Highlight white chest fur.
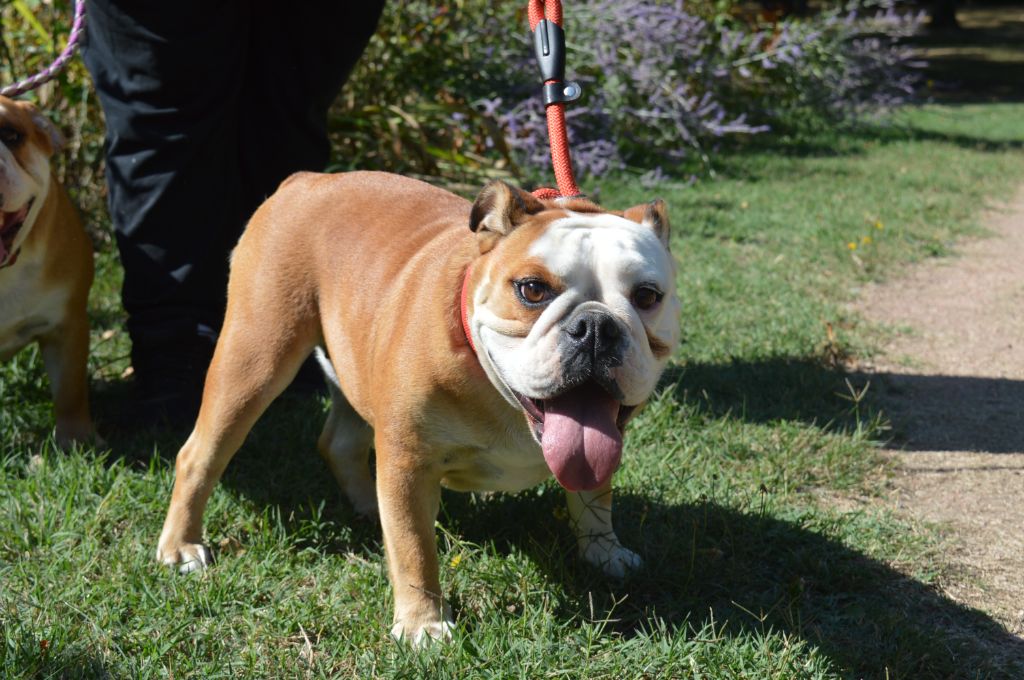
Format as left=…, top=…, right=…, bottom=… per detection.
left=440, top=425, right=551, bottom=493
left=0, top=254, right=68, bottom=359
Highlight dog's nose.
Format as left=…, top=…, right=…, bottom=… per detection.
left=564, top=310, right=624, bottom=367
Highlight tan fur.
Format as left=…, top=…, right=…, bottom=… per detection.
left=646, top=328, right=672, bottom=359
left=0, top=97, right=94, bottom=445
left=156, top=171, right=670, bottom=644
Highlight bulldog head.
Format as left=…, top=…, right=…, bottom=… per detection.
left=465, top=181, right=681, bottom=492
left=0, top=96, right=61, bottom=266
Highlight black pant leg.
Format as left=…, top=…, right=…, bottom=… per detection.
left=82, top=1, right=250, bottom=340
left=85, top=1, right=384, bottom=342
left=239, top=0, right=386, bottom=209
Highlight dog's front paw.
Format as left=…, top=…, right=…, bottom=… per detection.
left=581, top=536, right=643, bottom=579
left=390, top=618, right=454, bottom=647
left=156, top=541, right=213, bottom=575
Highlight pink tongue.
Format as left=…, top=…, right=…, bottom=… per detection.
left=0, top=207, right=27, bottom=261
left=541, top=384, right=623, bottom=491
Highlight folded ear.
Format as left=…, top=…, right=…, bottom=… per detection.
left=623, top=199, right=670, bottom=248
left=469, top=180, right=545, bottom=236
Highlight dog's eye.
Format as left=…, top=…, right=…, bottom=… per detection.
left=515, top=279, right=553, bottom=306
left=0, top=126, right=23, bottom=147
left=632, top=285, right=663, bottom=311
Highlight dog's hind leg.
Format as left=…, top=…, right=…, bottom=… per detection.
left=316, top=357, right=376, bottom=516
left=156, top=312, right=318, bottom=573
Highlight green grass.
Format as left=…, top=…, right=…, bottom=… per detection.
left=3, top=103, right=1024, bottom=678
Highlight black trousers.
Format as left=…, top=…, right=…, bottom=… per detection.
left=83, top=1, right=384, bottom=346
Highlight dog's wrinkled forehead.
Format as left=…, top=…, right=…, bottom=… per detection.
left=467, top=181, right=673, bottom=294
left=528, top=212, right=672, bottom=288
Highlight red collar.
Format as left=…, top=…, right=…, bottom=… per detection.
left=460, top=263, right=476, bottom=353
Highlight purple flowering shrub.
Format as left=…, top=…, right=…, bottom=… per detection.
left=499, top=1, right=770, bottom=177
left=499, top=0, right=926, bottom=177
left=333, top=0, right=925, bottom=183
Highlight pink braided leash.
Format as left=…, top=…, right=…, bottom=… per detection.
left=1, top=0, right=87, bottom=98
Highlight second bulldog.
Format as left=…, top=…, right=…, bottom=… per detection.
left=156, top=171, right=681, bottom=644
left=0, top=96, right=94, bottom=446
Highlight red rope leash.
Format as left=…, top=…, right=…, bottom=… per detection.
left=461, top=1, right=585, bottom=352
left=527, top=0, right=581, bottom=199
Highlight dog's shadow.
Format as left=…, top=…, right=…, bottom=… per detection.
left=184, top=396, right=1024, bottom=677
left=441, top=488, right=1024, bottom=678
left=92, top=386, right=387, bottom=555
left=91, top=365, right=1024, bottom=677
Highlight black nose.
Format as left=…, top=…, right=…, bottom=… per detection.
left=564, top=310, right=624, bottom=367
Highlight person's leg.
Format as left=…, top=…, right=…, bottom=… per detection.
left=84, top=0, right=385, bottom=419
left=239, top=0, right=386, bottom=209
left=83, top=1, right=251, bottom=419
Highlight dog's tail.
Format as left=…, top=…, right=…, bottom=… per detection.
left=313, top=346, right=343, bottom=392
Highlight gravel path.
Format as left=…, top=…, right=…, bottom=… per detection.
left=853, top=188, right=1024, bottom=636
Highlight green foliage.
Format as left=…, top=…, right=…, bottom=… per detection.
left=0, top=1, right=927, bottom=201
left=330, top=1, right=524, bottom=187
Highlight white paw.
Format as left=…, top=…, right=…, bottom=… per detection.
left=390, top=618, right=454, bottom=647
left=156, top=541, right=213, bottom=575
left=581, top=539, right=643, bottom=579
left=345, top=484, right=379, bottom=518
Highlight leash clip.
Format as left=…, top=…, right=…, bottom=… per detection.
left=542, top=81, right=582, bottom=106
left=533, top=19, right=582, bottom=107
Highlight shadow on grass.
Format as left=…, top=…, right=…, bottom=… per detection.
left=85, top=357, right=1024, bottom=676
left=0, top=627, right=111, bottom=680
left=442, top=488, right=1024, bottom=678
left=849, top=370, right=1024, bottom=454
left=907, top=2, right=1024, bottom=105
left=91, top=383, right=383, bottom=556
left=661, top=359, right=1024, bottom=454
left=661, top=359, right=865, bottom=429
left=708, top=123, right=1024, bottom=182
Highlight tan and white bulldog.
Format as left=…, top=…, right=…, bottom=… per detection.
left=156, top=171, right=681, bottom=644
left=0, top=96, right=94, bottom=446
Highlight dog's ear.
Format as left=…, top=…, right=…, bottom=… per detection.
left=623, top=199, right=670, bottom=248
left=469, top=180, right=545, bottom=237
left=17, top=102, right=64, bottom=156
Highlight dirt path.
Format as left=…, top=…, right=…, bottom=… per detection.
left=852, top=188, right=1024, bottom=636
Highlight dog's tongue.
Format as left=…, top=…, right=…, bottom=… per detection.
left=541, top=384, right=623, bottom=491
left=0, top=207, right=28, bottom=262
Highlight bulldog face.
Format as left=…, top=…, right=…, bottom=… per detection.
left=0, top=96, right=60, bottom=266
left=466, top=182, right=681, bottom=492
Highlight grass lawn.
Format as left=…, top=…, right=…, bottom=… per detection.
left=2, top=102, right=1024, bottom=678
